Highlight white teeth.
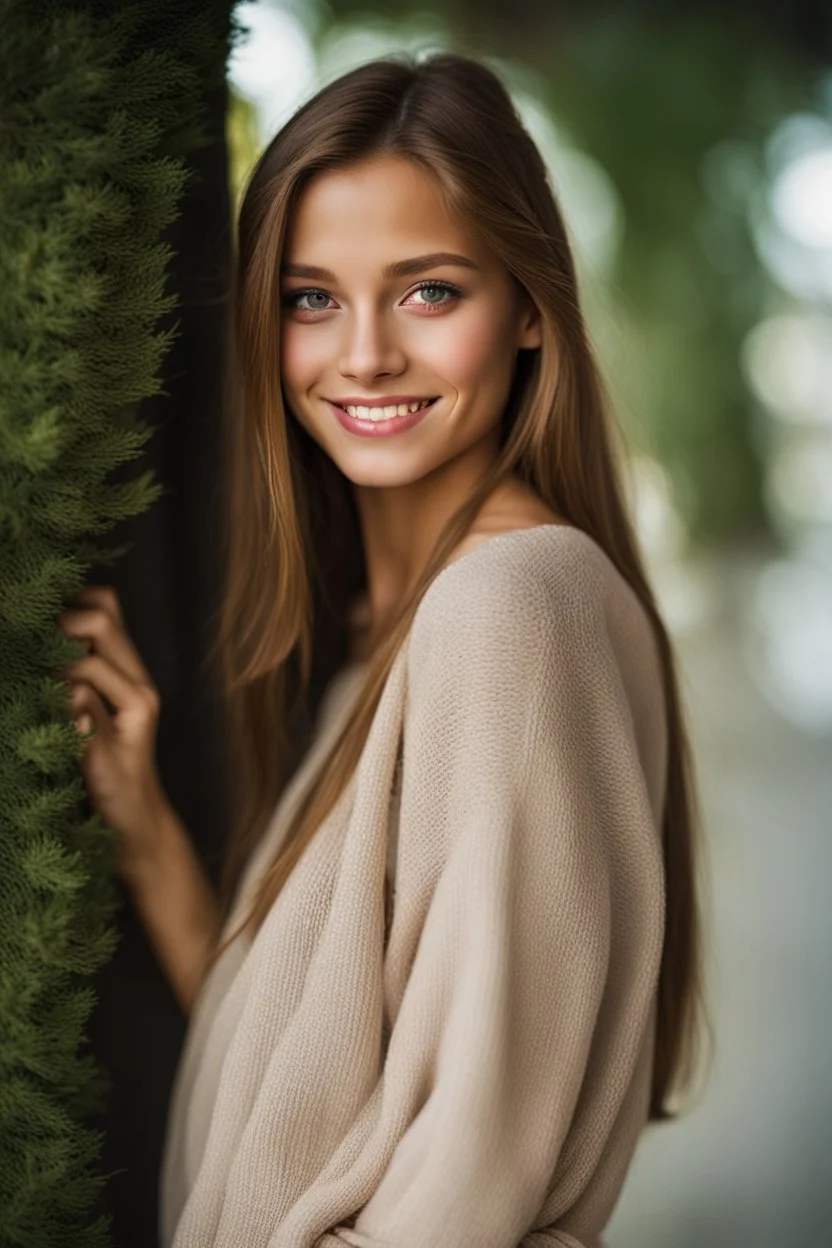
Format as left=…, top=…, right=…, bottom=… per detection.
left=343, top=399, right=433, bottom=421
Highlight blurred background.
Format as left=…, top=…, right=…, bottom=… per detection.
left=224, top=1, right=832, bottom=1244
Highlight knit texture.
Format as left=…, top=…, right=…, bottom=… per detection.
left=160, top=524, right=667, bottom=1248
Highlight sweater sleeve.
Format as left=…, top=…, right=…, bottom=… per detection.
left=321, top=545, right=666, bottom=1248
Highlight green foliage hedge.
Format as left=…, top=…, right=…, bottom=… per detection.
left=0, top=1, right=233, bottom=1242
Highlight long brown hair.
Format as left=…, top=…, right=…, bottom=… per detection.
left=205, top=52, right=713, bottom=1124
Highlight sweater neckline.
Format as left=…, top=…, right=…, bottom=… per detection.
left=339, top=521, right=583, bottom=682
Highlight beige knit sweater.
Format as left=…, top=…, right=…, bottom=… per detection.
left=160, top=524, right=668, bottom=1248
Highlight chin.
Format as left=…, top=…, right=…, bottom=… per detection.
left=336, top=458, right=429, bottom=489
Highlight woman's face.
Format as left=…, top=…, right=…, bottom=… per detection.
left=279, top=154, right=541, bottom=489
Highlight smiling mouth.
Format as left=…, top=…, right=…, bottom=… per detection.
left=331, top=397, right=438, bottom=421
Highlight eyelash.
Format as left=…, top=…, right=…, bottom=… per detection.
left=282, top=279, right=463, bottom=315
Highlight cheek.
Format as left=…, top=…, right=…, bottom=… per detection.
left=423, top=308, right=513, bottom=390
left=280, top=322, right=329, bottom=393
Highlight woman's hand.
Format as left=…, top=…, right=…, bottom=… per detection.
left=57, top=584, right=169, bottom=877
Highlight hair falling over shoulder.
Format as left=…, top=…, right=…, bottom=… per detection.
left=201, top=51, right=714, bottom=1124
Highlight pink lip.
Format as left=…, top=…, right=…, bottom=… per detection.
left=325, top=397, right=438, bottom=438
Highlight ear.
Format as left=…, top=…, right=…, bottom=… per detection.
left=516, top=292, right=542, bottom=350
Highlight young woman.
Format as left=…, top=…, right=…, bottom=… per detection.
left=59, top=52, right=709, bottom=1248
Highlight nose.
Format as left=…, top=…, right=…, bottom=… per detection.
left=338, top=303, right=406, bottom=386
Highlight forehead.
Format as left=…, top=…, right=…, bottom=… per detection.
left=284, top=155, right=488, bottom=268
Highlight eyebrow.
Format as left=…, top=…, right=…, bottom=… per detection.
left=280, top=252, right=482, bottom=281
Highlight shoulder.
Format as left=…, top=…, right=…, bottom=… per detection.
left=402, top=524, right=668, bottom=825
left=406, top=523, right=663, bottom=715
left=410, top=524, right=643, bottom=651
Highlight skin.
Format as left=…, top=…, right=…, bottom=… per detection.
left=279, top=154, right=564, bottom=659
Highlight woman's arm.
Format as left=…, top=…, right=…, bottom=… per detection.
left=57, top=586, right=223, bottom=1015
left=121, top=801, right=221, bottom=1016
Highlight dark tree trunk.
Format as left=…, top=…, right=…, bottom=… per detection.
left=84, top=72, right=233, bottom=1248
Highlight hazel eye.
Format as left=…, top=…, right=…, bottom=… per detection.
left=284, top=289, right=334, bottom=312
left=415, top=284, right=448, bottom=304
left=405, top=281, right=462, bottom=308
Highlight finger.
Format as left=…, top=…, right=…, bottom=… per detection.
left=59, top=607, right=153, bottom=688
left=69, top=585, right=124, bottom=626
left=66, top=654, right=157, bottom=717
left=70, top=681, right=111, bottom=735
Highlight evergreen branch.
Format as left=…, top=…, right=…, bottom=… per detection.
left=0, top=0, right=233, bottom=1242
